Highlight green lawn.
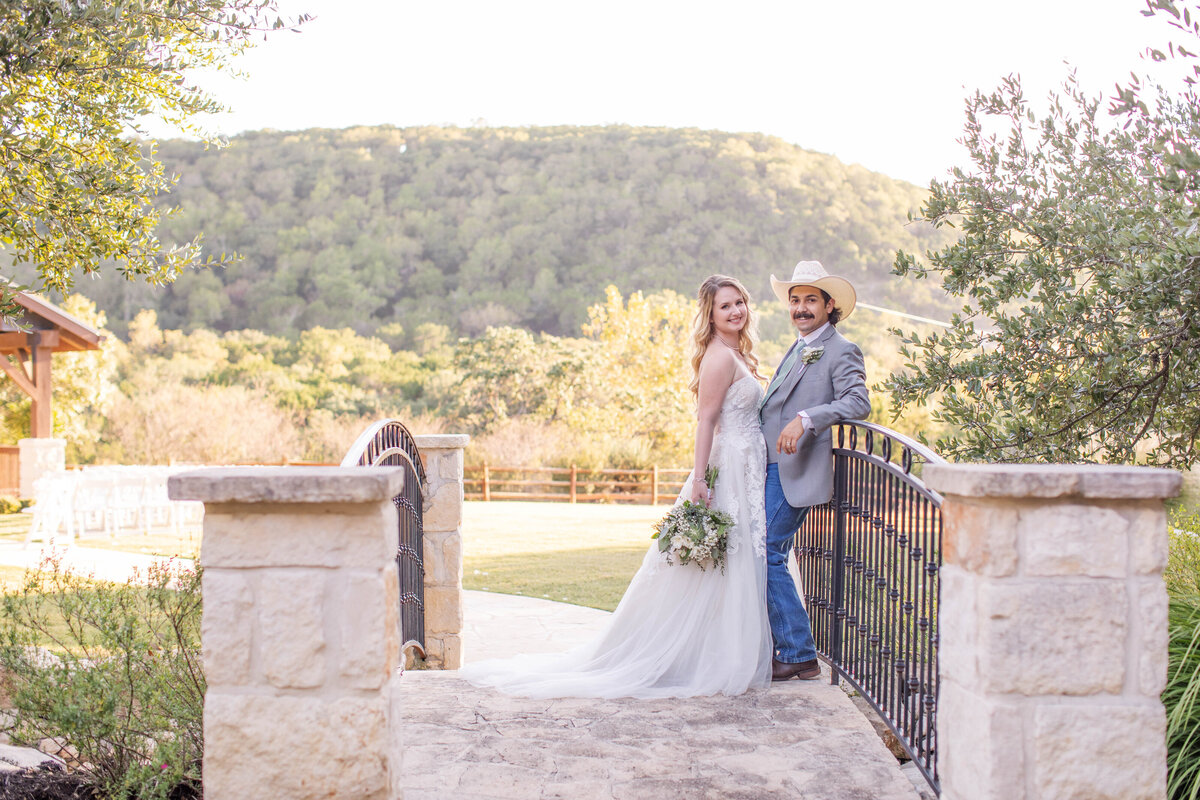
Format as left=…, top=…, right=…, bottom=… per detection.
left=0, top=565, right=33, bottom=592
left=0, top=512, right=200, bottom=558
left=66, top=529, right=201, bottom=559
left=0, top=513, right=31, bottom=540
left=1, top=501, right=666, bottom=611
left=462, top=501, right=668, bottom=611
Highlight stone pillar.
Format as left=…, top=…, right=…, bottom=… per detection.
left=169, top=467, right=405, bottom=800
left=414, top=434, right=468, bottom=669
left=925, top=464, right=1180, bottom=800
left=18, top=437, right=64, bottom=499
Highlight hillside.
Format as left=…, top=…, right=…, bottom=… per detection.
left=69, top=125, right=952, bottom=337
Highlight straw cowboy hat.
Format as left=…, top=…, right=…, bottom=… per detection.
left=769, top=260, right=857, bottom=320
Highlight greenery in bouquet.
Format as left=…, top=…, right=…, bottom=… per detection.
left=652, top=466, right=733, bottom=572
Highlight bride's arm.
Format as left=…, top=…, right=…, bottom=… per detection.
left=690, top=348, right=736, bottom=506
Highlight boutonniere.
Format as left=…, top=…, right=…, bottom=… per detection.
left=800, top=346, right=825, bottom=365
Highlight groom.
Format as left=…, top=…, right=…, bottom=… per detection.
left=759, top=261, right=871, bottom=681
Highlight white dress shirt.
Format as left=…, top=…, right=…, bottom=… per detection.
left=795, top=321, right=831, bottom=433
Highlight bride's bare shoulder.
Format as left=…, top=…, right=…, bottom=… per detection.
left=696, top=346, right=742, bottom=401
left=699, top=343, right=739, bottom=375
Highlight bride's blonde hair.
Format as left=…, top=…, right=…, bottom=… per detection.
left=689, top=275, right=762, bottom=398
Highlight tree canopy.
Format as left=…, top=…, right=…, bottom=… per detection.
left=48, top=124, right=954, bottom=339
left=886, top=0, right=1200, bottom=468
left=0, top=0, right=306, bottom=310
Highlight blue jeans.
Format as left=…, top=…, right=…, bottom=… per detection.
left=765, top=463, right=817, bottom=663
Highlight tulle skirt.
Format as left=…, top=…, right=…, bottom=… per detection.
left=459, top=426, right=772, bottom=699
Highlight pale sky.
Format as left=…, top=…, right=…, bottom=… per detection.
left=150, top=0, right=1171, bottom=186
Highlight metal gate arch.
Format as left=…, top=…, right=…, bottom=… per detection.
left=342, top=419, right=428, bottom=659
left=795, top=420, right=945, bottom=795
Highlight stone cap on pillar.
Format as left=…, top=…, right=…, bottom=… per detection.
left=412, top=434, right=470, bottom=449
left=168, top=466, right=405, bottom=504
left=925, top=462, right=1181, bottom=500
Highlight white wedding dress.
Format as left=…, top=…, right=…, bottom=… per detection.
left=459, top=371, right=773, bottom=698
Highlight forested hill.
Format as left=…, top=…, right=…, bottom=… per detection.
left=78, top=125, right=953, bottom=338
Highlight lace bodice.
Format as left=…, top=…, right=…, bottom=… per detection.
left=711, top=374, right=768, bottom=559
left=646, top=372, right=768, bottom=575
left=717, top=372, right=765, bottom=438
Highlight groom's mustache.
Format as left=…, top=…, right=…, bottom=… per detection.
left=793, top=312, right=814, bottom=320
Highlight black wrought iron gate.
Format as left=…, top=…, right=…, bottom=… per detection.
left=795, top=421, right=944, bottom=794
left=342, top=419, right=428, bottom=659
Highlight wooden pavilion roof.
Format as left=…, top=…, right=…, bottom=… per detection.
left=0, top=290, right=105, bottom=354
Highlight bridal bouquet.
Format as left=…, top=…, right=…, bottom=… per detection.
left=652, top=466, right=732, bottom=573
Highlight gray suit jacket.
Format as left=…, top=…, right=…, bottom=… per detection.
left=759, top=325, right=871, bottom=507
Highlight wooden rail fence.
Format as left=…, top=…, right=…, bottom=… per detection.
left=465, top=464, right=690, bottom=504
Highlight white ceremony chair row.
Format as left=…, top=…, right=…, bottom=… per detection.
left=23, top=467, right=204, bottom=547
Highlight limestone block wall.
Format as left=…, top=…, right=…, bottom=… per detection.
left=926, top=464, right=1180, bottom=800
left=413, top=434, right=468, bottom=669
left=169, top=467, right=406, bottom=800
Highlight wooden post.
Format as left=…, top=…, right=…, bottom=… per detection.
left=0, top=331, right=58, bottom=438
left=30, top=344, right=52, bottom=437
left=570, top=465, right=577, bottom=504
left=482, top=463, right=491, bottom=502
left=651, top=465, right=659, bottom=505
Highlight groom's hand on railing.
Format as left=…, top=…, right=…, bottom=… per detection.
left=776, top=416, right=807, bottom=456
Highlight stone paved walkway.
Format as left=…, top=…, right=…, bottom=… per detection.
left=407, top=590, right=923, bottom=800
left=463, top=590, right=611, bottom=662
left=393, top=669, right=921, bottom=800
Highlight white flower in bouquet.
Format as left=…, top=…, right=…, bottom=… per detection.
left=651, top=466, right=733, bottom=573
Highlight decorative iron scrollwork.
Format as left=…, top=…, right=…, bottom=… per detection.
left=343, top=419, right=428, bottom=655
left=795, top=420, right=944, bottom=795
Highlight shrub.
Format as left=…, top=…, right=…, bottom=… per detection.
left=1167, top=508, right=1200, bottom=800
left=0, top=495, right=27, bottom=515
left=102, top=378, right=302, bottom=465
left=304, top=409, right=446, bottom=463
left=1168, top=509, right=1200, bottom=596
left=1168, top=592, right=1200, bottom=800
left=0, top=556, right=203, bottom=799
left=466, top=417, right=664, bottom=472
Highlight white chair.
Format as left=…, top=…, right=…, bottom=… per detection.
left=24, top=473, right=77, bottom=547
left=106, top=473, right=147, bottom=535
left=139, top=469, right=178, bottom=535
left=71, top=474, right=118, bottom=538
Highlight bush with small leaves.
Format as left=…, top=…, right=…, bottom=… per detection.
left=0, top=496, right=27, bottom=515
left=0, top=557, right=203, bottom=800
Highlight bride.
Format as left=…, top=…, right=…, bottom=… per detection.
left=459, top=275, right=773, bottom=698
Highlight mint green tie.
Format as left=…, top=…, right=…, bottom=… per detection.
left=759, top=341, right=801, bottom=418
